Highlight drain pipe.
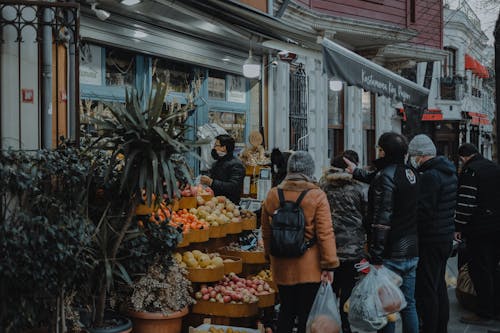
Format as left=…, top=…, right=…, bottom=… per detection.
left=67, top=6, right=76, bottom=142
left=41, top=7, right=53, bottom=148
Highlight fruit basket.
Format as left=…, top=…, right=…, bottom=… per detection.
left=224, top=221, right=242, bottom=235
left=178, top=196, right=198, bottom=209
left=220, top=250, right=268, bottom=264
left=177, top=234, right=190, bottom=248
left=187, top=228, right=210, bottom=243
left=192, top=300, right=258, bottom=318
left=241, top=217, right=256, bottom=231
left=220, top=256, right=243, bottom=275
left=187, top=265, right=225, bottom=283
left=209, top=225, right=227, bottom=238
left=256, top=292, right=276, bottom=308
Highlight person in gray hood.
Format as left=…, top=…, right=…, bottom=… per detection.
left=320, top=150, right=367, bottom=333
left=408, top=134, right=457, bottom=333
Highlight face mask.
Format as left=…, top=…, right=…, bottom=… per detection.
left=410, top=156, right=419, bottom=169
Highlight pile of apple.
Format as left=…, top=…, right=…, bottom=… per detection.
left=174, top=250, right=224, bottom=269
left=240, top=209, right=256, bottom=219
left=194, top=273, right=274, bottom=304
left=180, top=184, right=214, bottom=197
left=189, top=196, right=241, bottom=227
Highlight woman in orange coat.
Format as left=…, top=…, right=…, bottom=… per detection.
left=261, top=151, right=340, bottom=333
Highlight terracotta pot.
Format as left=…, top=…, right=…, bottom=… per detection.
left=86, top=314, right=133, bottom=333
left=128, top=307, right=188, bottom=333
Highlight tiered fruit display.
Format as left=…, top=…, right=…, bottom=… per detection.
left=196, top=326, right=251, bottom=333
left=169, top=209, right=208, bottom=234
left=180, top=184, right=214, bottom=197
left=189, top=196, right=241, bottom=227
left=174, top=250, right=224, bottom=269
left=194, top=273, right=274, bottom=304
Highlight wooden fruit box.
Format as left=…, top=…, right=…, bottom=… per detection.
left=178, top=196, right=198, bottom=209
left=177, top=234, right=190, bottom=248
left=220, top=255, right=243, bottom=275
left=256, top=292, right=276, bottom=308
left=241, top=217, right=257, bottom=231
left=192, top=300, right=258, bottom=318
left=224, top=221, right=242, bottom=235
left=187, top=228, right=210, bottom=243
left=209, top=225, right=227, bottom=238
left=187, top=265, right=225, bottom=283
left=221, top=250, right=268, bottom=264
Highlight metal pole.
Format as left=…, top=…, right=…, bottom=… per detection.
left=41, top=7, right=53, bottom=149
left=494, top=12, right=500, bottom=162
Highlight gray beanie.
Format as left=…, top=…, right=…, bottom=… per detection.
left=287, top=151, right=315, bottom=177
left=408, top=134, right=436, bottom=156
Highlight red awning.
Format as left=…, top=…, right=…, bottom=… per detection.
left=467, top=111, right=490, bottom=125
left=422, top=108, right=443, bottom=121
left=465, top=54, right=489, bottom=78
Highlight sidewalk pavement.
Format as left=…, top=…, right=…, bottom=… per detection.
left=357, top=256, right=500, bottom=333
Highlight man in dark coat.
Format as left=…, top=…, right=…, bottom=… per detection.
left=408, top=134, right=457, bottom=333
left=345, top=132, right=419, bottom=333
left=200, top=134, right=245, bottom=204
left=455, top=143, right=500, bottom=325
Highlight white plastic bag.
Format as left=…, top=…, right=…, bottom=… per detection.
left=306, top=282, right=342, bottom=333
left=348, top=265, right=406, bottom=331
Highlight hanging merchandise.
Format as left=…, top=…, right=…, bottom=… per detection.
left=197, top=123, right=228, bottom=171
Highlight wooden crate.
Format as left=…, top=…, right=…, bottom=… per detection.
left=241, top=217, right=256, bottom=231
left=187, top=265, right=225, bottom=283
left=224, top=221, right=243, bottom=235
left=209, top=225, right=227, bottom=238
left=178, top=197, right=198, bottom=209
left=220, top=255, right=243, bottom=275
left=187, top=228, right=210, bottom=243
left=257, top=292, right=276, bottom=308
left=192, top=300, right=258, bottom=318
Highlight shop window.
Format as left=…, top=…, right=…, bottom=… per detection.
left=105, top=48, right=136, bottom=87
left=327, top=88, right=344, bottom=160
left=208, top=70, right=226, bottom=100
left=152, top=58, right=191, bottom=93
left=208, top=110, right=246, bottom=149
left=362, top=91, right=376, bottom=165
left=289, top=65, right=308, bottom=151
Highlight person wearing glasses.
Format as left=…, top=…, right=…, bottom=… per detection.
left=344, top=132, right=419, bottom=333
left=200, top=134, right=245, bottom=204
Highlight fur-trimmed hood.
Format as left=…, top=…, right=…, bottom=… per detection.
left=320, top=167, right=358, bottom=187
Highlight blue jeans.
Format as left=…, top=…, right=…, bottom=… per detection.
left=378, top=257, right=419, bottom=333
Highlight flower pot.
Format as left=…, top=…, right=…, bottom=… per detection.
left=128, top=307, right=188, bottom=333
left=86, top=314, right=133, bottom=333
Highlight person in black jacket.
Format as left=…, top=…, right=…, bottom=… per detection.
left=200, top=134, right=245, bottom=204
left=408, top=134, right=457, bottom=333
left=455, top=143, right=500, bottom=325
left=344, top=132, right=419, bottom=333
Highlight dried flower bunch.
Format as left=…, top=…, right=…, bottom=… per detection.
left=130, top=259, right=195, bottom=314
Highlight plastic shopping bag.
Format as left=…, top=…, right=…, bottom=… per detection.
left=306, top=282, right=342, bottom=333
left=348, top=265, right=406, bottom=331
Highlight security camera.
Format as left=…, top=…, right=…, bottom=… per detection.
left=91, top=3, right=110, bottom=21
left=270, top=59, right=278, bottom=67
left=277, top=50, right=297, bottom=62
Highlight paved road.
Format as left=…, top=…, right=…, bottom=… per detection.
left=356, top=257, right=500, bottom=333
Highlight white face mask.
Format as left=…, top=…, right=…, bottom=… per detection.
left=410, top=156, right=420, bottom=169
left=216, top=151, right=227, bottom=157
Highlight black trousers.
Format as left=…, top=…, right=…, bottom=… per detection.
left=332, top=260, right=359, bottom=333
left=467, top=235, right=500, bottom=318
left=415, top=240, right=452, bottom=333
left=277, top=282, right=320, bottom=333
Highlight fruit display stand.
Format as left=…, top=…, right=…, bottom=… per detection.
left=220, top=256, right=243, bottom=275
left=192, top=301, right=258, bottom=318
left=187, top=265, right=225, bottom=283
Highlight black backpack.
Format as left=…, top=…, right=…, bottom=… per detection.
left=270, top=188, right=316, bottom=258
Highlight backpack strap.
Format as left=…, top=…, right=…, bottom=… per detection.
left=277, top=188, right=286, bottom=206
left=295, top=189, right=311, bottom=206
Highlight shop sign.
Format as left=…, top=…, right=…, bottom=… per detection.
left=22, top=89, right=34, bottom=103
left=80, top=44, right=102, bottom=85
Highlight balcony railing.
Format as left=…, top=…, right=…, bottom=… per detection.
left=440, top=77, right=465, bottom=100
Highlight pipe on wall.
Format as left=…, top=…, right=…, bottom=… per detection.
left=41, top=7, right=53, bottom=148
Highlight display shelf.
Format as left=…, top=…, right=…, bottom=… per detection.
left=192, top=300, right=258, bottom=318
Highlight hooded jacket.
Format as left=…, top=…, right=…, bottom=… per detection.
left=319, top=168, right=367, bottom=261
left=353, top=157, right=419, bottom=265
left=416, top=156, right=457, bottom=243
left=455, top=154, right=500, bottom=237
left=261, top=178, right=339, bottom=285
left=209, top=154, right=245, bottom=204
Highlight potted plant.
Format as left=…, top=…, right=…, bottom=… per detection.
left=0, top=145, right=98, bottom=333
left=127, top=258, right=195, bottom=333
left=81, top=79, right=203, bottom=331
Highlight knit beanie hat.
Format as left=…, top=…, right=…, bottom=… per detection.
left=287, top=151, right=315, bottom=177
left=408, top=134, right=436, bottom=156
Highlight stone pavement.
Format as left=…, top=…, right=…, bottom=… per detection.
left=356, top=257, right=500, bottom=333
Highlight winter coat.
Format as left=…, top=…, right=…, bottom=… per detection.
left=261, top=178, right=340, bottom=285
left=319, top=168, right=367, bottom=261
left=455, top=154, right=500, bottom=238
left=416, top=156, right=457, bottom=243
left=209, top=154, right=245, bottom=204
left=353, top=157, right=419, bottom=265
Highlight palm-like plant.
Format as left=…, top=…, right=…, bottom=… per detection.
left=86, top=80, right=205, bottom=327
